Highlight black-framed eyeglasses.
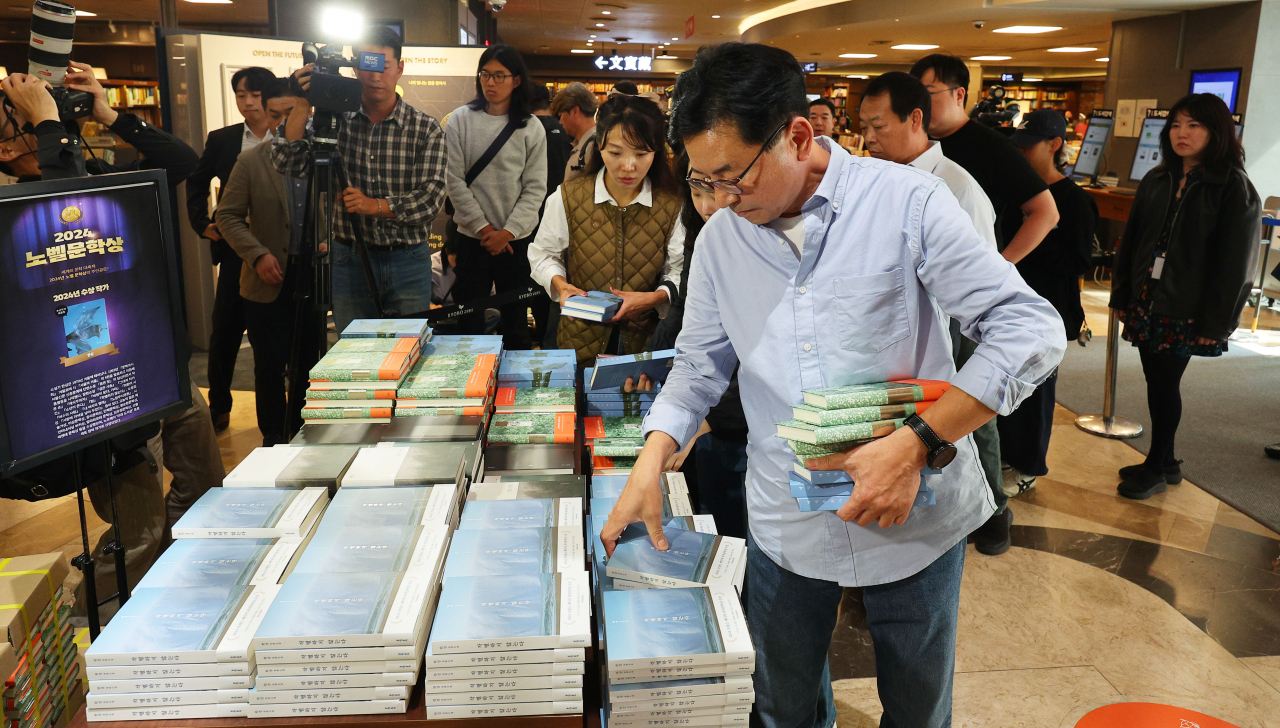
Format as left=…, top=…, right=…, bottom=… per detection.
left=478, top=70, right=513, bottom=83
left=685, top=122, right=789, bottom=195
left=927, top=86, right=959, bottom=96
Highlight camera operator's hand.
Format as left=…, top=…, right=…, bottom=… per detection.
left=479, top=225, right=514, bottom=256
left=64, top=61, right=117, bottom=127
left=254, top=253, right=284, bottom=286
left=284, top=65, right=314, bottom=142
left=2, top=74, right=58, bottom=126
left=342, top=187, right=386, bottom=217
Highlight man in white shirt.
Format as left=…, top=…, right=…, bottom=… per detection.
left=549, top=82, right=598, bottom=183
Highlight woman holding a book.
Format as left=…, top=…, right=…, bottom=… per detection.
left=1109, top=93, right=1261, bottom=499
left=528, top=94, right=686, bottom=365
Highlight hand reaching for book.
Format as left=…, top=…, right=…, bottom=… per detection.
left=609, top=287, right=665, bottom=322
left=804, top=426, right=929, bottom=528
left=599, top=431, right=679, bottom=557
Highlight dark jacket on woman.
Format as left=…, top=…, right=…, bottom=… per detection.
left=1108, top=163, right=1261, bottom=342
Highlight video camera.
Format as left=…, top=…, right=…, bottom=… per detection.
left=26, top=0, right=92, bottom=121
left=291, top=43, right=386, bottom=113
left=970, top=85, right=1020, bottom=128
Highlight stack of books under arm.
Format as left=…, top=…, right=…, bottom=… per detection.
left=1, top=553, right=82, bottom=728
left=303, top=319, right=432, bottom=424
left=423, top=481, right=589, bottom=720
left=778, top=380, right=949, bottom=512
left=560, top=291, right=623, bottom=322
left=395, top=335, right=503, bottom=418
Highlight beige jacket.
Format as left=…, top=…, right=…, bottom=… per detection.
left=216, top=142, right=291, bottom=303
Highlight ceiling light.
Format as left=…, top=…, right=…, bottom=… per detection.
left=891, top=44, right=938, bottom=50
left=839, top=53, right=877, bottom=59
left=846, top=75, right=868, bottom=79
left=672, top=37, right=678, bottom=40
left=74, top=9, right=95, bottom=15
left=1096, top=57, right=1109, bottom=62
left=711, top=15, right=720, bottom=19
left=571, top=49, right=594, bottom=54
left=184, top=0, right=233, bottom=3
left=658, top=54, right=678, bottom=59
left=992, top=26, right=1062, bottom=34
left=1022, top=77, right=1042, bottom=82
left=971, top=55, right=1011, bottom=61
left=589, top=34, right=596, bottom=38
left=596, top=23, right=605, bottom=27
left=600, top=10, right=610, bottom=14
left=1047, top=46, right=1096, bottom=52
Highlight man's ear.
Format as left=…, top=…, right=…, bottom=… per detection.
left=792, top=115, right=816, bottom=162
left=0, top=140, right=21, bottom=163
left=911, top=108, right=925, bottom=134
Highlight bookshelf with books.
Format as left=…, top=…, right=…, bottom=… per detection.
left=541, top=79, right=664, bottom=107
left=79, top=80, right=162, bottom=165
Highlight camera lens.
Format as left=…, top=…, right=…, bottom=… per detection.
left=29, top=0, right=76, bottom=87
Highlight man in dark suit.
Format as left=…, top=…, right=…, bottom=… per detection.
left=186, top=66, right=276, bottom=432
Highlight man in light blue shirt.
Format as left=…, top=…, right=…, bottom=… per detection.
left=600, top=44, right=1065, bottom=728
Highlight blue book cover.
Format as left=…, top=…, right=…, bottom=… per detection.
left=586, top=406, right=650, bottom=417
left=293, top=525, right=420, bottom=574
left=794, top=483, right=936, bottom=510
left=255, top=572, right=400, bottom=640
left=563, top=292, right=622, bottom=314
left=498, top=350, right=577, bottom=383
left=341, top=319, right=430, bottom=339
left=429, top=573, right=556, bottom=643
left=419, top=335, right=504, bottom=358
left=320, top=487, right=433, bottom=528
left=590, top=497, right=674, bottom=519
left=589, top=475, right=632, bottom=499
left=442, top=527, right=553, bottom=578
left=588, top=351, right=676, bottom=391
left=457, top=498, right=556, bottom=530
left=601, top=588, right=721, bottom=662
left=135, top=539, right=274, bottom=590
left=583, top=368, right=661, bottom=396
left=87, top=585, right=249, bottom=658
left=790, top=467, right=853, bottom=486
left=173, top=488, right=295, bottom=532
left=606, top=524, right=715, bottom=585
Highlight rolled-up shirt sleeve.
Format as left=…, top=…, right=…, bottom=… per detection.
left=528, top=188, right=570, bottom=299
left=914, top=184, right=1066, bottom=415
left=642, top=239, right=737, bottom=448
left=271, top=131, right=312, bottom=179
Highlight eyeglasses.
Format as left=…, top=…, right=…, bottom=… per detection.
left=685, top=122, right=788, bottom=195
left=927, top=86, right=960, bottom=96
left=478, top=70, right=514, bottom=83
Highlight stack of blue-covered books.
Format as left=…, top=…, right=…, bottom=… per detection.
left=561, top=291, right=623, bottom=322
left=423, top=494, right=589, bottom=719
left=498, top=349, right=576, bottom=388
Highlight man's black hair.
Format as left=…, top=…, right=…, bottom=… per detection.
left=668, top=42, right=808, bottom=148
left=358, top=25, right=403, bottom=62
left=909, top=54, right=969, bottom=93
left=611, top=81, right=640, bottom=95
left=861, top=72, right=931, bottom=132
left=528, top=82, right=552, bottom=111
left=467, top=43, right=532, bottom=126
left=260, top=76, right=289, bottom=103
left=230, top=66, right=276, bottom=94
left=808, top=98, right=837, bottom=115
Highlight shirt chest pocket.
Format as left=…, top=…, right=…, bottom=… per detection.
left=831, top=270, right=911, bottom=354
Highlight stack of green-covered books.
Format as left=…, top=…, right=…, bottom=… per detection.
left=304, top=330, right=428, bottom=424
left=395, top=353, right=497, bottom=418
left=487, top=412, right=578, bottom=445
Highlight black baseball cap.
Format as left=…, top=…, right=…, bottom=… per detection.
left=1011, top=109, right=1067, bottom=147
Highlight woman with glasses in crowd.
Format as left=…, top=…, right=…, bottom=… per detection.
left=528, top=93, right=685, bottom=365
left=1109, top=93, right=1261, bottom=499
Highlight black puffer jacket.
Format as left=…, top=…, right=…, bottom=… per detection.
left=1109, top=163, right=1261, bottom=342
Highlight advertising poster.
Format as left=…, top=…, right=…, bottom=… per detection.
left=0, top=180, right=183, bottom=466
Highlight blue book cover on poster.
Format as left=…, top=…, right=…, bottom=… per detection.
left=457, top=498, right=556, bottom=530
left=498, top=350, right=577, bottom=383
left=341, top=319, right=430, bottom=339
left=583, top=368, right=662, bottom=396
left=589, top=475, right=632, bottom=499
left=606, top=524, right=715, bottom=584
left=293, top=525, right=420, bottom=574
left=320, top=487, right=433, bottom=528
left=173, top=488, right=295, bottom=532
left=601, top=588, right=721, bottom=662
left=135, top=538, right=274, bottom=590
left=442, top=528, right=552, bottom=578
left=87, top=585, right=249, bottom=657
left=256, top=572, right=399, bottom=640
left=419, top=335, right=504, bottom=358
left=588, top=350, right=676, bottom=391
left=429, top=573, right=556, bottom=643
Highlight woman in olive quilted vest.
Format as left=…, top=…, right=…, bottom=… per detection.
left=528, top=94, right=687, bottom=365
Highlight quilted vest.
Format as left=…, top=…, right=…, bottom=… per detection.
left=557, top=174, right=681, bottom=365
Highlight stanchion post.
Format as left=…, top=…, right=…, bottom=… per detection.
left=1075, top=308, right=1144, bottom=439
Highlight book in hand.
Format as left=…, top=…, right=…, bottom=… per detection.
left=498, top=350, right=577, bottom=384
left=801, top=379, right=950, bottom=410
left=789, top=472, right=936, bottom=505
left=775, top=418, right=905, bottom=445
left=601, top=587, right=753, bottom=671
left=786, top=438, right=874, bottom=459
left=494, top=387, right=576, bottom=413
left=321, top=485, right=459, bottom=530
left=562, top=291, right=622, bottom=321
left=134, top=538, right=300, bottom=591
left=467, top=479, right=586, bottom=503
left=791, top=400, right=935, bottom=426
left=605, top=525, right=744, bottom=590
left=457, top=498, right=582, bottom=531
left=252, top=570, right=435, bottom=650
left=442, top=527, right=583, bottom=578
left=85, top=584, right=276, bottom=665
left=340, top=319, right=430, bottom=340
left=171, top=487, right=328, bottom=539
left=292, top=524, right=449, bottom=578
left=222, top=445, right=362, bottom=490
left=487, top=413, right=577, bottom=444
left=790, top=462, right=856, bottom=486
left=583, top=416, right=645, bottom=440
left=795, top=486, right=935, bottom=511
left=589, top=350, right=676, bottom=390
left=584, top=368, right=660, bottom=396
left=339, top=443, right=470, bottom=487
left=309, top=340, right=419, bottom=383
left=427, top=572, right=591, bottom=653
left=590, top=438, right=643, bottom=458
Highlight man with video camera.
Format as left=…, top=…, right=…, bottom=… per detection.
left=0, top=61, right=224, bottom=621
left=273, top=26, right=448, bottom=334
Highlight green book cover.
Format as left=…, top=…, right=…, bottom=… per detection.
left=497, top=387, right=577, bottom=410
left=597, top=416, right=645, bottom=439
left=306, top=389, right=395, bottom=401
left=416, top=353, right=483, bottom=371
left=802, top=382, right=930, bottom=409
left=787, top=439, right=873, bottom=458
left=393, top=406, right=479, bottom=416
left=792, top=401, right=924, bottom=426
left=776, top=418, right=905, bottom=445
left=326, top=338, right=406, bottom=353
left=592, top=438, right=643, bottom=458
left=309, top=350, right=404, bottom=382
left=487, top=413, right=575, bottom=444
left=398, top=369, right=485, bottom=399
left=302, top=407, right=390, bottom=420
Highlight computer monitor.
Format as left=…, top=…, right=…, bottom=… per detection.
left=1073, top=112, right=1114, bottom=183
left=1129, top=114, right=1166, bottom=182
left=1190, top=68, right=1241, bottom=112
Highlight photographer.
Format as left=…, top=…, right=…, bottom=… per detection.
left=0, top=62, right=223, bottom=620
left=274, top=26, right=448, bottom=334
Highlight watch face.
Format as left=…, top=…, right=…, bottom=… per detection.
left=931, top=443, right=958, bottom=469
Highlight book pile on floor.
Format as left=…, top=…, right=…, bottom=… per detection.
left=303, top=319, right=432, bottom=424
left=1, top=554, right=82, bottom=728
left=396, top=335, right=503, bottom=418
left=779, top=380, right=948, bottom=511
left=422, top=479, right=589, bottom=719
left=561, top=291, right=622, bottom=322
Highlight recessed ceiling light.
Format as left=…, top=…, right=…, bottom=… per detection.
left=993, top=26, right=1062, bottom=34
left=672, top=37, right=678, bottom=40
left=711, top=15, right=719, bottom=19
left=589, top=34, right=596, bottom=38
left=658, top=54, right=678, bottom=59
left=571, top=49, right=594, bottom=54
left=596, top=23, right=606, bottom=27
left=1047, top=46, right=1096, bottom=52
left=846, top=75, right=868, bottom=79
left=1022, top=77, right=1043, bottom=82
left=971, top=55, right=1011, bottom=61
left=891, top=44, right=938, bottom=50
left=1096, top=57, right=1109, bottom=62
left=839, top=53, right=877, bottom=59
left=600, top=10, right=610, bottom=14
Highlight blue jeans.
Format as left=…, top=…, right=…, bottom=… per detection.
left=330, top=241, right=434, bottom=335
left=746, top=535, right=965, bottom=728
left=694, top=435, right=748, bottom=540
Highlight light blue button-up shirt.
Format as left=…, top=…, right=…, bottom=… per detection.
left=643, top=138, right=1066, bottom=587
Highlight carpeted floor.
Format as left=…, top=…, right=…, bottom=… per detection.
left=1055, top=333, right=1280, bottom=533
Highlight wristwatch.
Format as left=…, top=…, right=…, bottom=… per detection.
left=904, top=414, right=957, bottom=469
